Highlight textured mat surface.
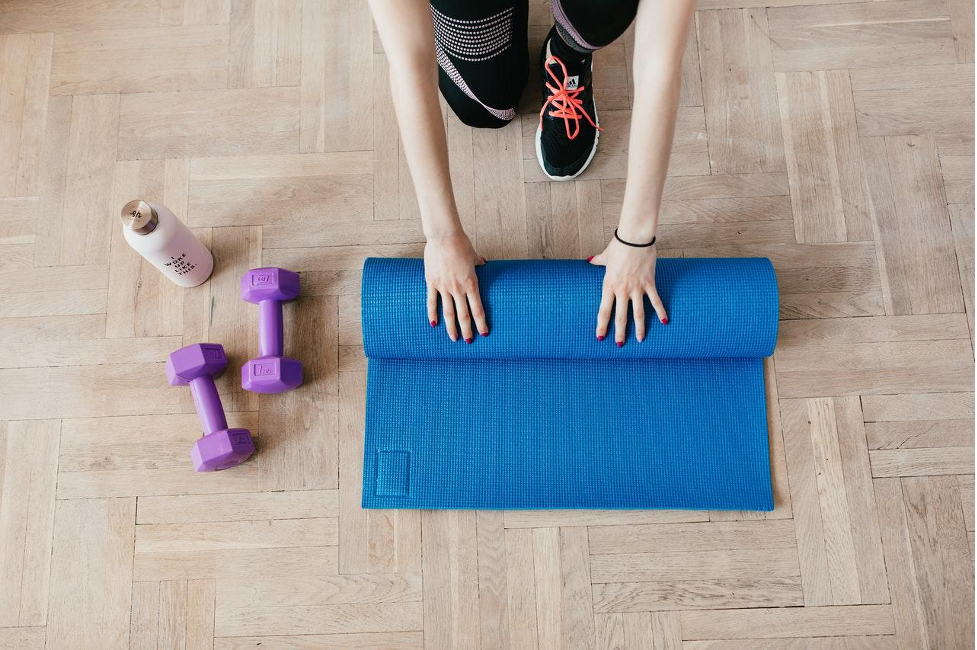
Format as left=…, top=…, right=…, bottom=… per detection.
left=361, top=257, right=779, bottom=510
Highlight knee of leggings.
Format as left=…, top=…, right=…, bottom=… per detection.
left=553, top=0, right=639, bottom=50
left=439, top=79, right=517, bottom=129
left=448, top=103, right=514, bottom=129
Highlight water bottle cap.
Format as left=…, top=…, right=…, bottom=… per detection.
left=121, top=200, right=158, bottom=235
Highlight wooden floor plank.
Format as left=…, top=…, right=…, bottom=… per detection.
left=776, top=316, right=974, bottom=397
left=876, top=476, right=975, bottom=648
left=589, top=520, right=795, bottom=555
left=217, top=571, right=421, bottom=609
left=949, top=202, right=976, bottom=345
left=188, top=152, right=373, bottom=228
left=135, top=519, right=338, bottom=553
left=475, top=122, right=530, bottom=258
left=228, top=0, right=300, bottom=89
left=159, top=0, right=230, bottom=27
left=300, top=0, right=373, bottom=153
left=118, top=87, right=300, bottom=159
left=0, top=196, right=36, bottom=248
left=46, top=498, right=136, bottom=649
left=590, top=549, right=800, bottom=584
left=560, top=527, right=597, bottom=649
left=50, top=25, right=228, bottom=95
left=504, top=528, right=539, bottom=650
left=696, top=8, right=785, bottom=174
left=215, top=602, right=424, bottom=638
left=948, top=0, right=975, bottom=63
left=0, top=421, right=60, bottom=627
left=777, top=69, right=872, bottom=243
left=767, top=0, right=957, bottom=71
left=422, top=510, right=480, bottom=649
left=533, top=527, right=563, bottom=649
left=31, top=94, right=71, bottom=267
left=61, top=93, right=119, bottom=266
left=0, top=627, right=45, bottom=650
left=863, top=135, right=966, bottom=315
left=2, top=364, right=190, bottom=421
left=136, top=489, right=338, bottom=524
left=135, top=546, right=338, bottom=583
left=212, top=632, right=424, bottom=649
left=475, top=511, right=511, bottom=650
left=870, top=447, right=975, bottom=478
left=0, top=0, right=159, bottom=32
left=683, top=636, right=899, bottom=649
left=0, top=33, right=51, bottom=198
left=680, top=605, right=895, bottom=640
left=594, top=577, right=803, bottom=613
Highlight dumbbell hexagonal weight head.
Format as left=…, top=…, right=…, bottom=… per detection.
left=166, top=343, right=255, bottom=472
left=240, top=267, right=303, bottom=393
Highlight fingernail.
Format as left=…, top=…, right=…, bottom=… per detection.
left=586, top=256, right=594, bottom=263
left=617, top=341, right=624, bottom=348
left=480, top=331, right=489, bottom=337
left=465, top=338, right=473, bottom=344
left=662, top=318, right=669, bottom=325
left=430, top=320, right=437, bottom=327
left=597, top=334, right=605, bottom=341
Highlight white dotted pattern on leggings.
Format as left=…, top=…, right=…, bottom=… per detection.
left=431, top=5, right=517, bottom=122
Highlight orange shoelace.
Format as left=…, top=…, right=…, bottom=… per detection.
left=539, top=55, right=602, bottom=141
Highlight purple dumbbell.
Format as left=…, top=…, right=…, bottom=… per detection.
left=240, top=267, right=303, bottom=393
left=166, top=343, right=255, bottom=472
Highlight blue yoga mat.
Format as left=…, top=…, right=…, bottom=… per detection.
left=361, top=257, right=778, bottom=510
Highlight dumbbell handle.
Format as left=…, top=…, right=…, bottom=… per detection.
left=258, top=299, right=284, bottom=358
left=189, top=375, right=229, bottom=434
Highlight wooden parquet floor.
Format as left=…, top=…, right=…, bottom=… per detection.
left=0, top=0, right=974, bottom=648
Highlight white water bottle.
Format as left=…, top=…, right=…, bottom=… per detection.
left=120, top=200, right=214, bottom=287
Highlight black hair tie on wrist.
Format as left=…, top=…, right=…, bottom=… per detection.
left=614, top=228, right=656, bottom=248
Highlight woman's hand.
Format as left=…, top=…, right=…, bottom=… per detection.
left=425, top=232, right=488, bottom=343
left=589, top=238, right=668, bottom=346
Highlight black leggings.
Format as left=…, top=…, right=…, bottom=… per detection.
left=431, top=0, right=639, bottom=128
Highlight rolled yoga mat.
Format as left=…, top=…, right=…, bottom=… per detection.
left=361, top=257, right=779, bottom=510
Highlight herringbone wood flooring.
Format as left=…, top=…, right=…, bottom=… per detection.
left=0, top=0, right=974, bottom=648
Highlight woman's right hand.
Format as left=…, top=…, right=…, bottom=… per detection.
left=425, top=232, right=488, bottom=343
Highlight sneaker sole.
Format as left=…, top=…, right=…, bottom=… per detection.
left=535, top=102, right=600, bottom=182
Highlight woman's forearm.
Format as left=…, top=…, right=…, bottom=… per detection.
left=369, top=0, right=463, bottom=241
left=388, top=64, right=463, bottom=240
left=617, top=0, right=696, bottom=242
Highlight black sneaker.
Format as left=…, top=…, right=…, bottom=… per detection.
left=536, top=32, right=601, bottom=181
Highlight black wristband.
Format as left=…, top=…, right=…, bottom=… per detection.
left=614, top=229, right=656, bottom=248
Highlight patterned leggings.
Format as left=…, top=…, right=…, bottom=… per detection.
left=432, top=0, right=639, bottom=128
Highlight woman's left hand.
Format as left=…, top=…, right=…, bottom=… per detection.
left=589, top=238, right=668, bottom=345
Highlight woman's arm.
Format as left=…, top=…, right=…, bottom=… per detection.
left=589, top=0, right=696, bottom=345
left=368, top=0, right=488, bottom=342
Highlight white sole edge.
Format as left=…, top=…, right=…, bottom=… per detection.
left=535, top=102, right=600, bottom=182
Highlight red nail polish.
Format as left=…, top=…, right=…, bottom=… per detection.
left=586, top=256, right=594, bottom=263
left=431, top=320, right=437, bottom=327
left=597, top=334, right=605, bottom=341
left=662, top=318, right=669, bottom=325
left=617, top=341, right=624, bottom=348
left=465, top=338, right=473, bottom=344
left=480, top=331, right=488, bottom=337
